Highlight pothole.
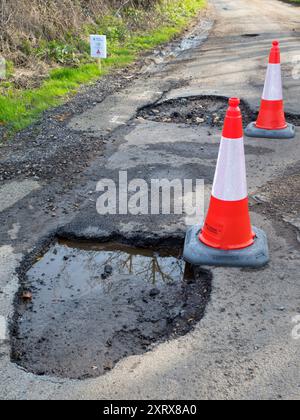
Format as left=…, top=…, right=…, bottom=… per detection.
left=138, top=96, right=255, bottom=128
left=241, top=34, right=260, bottom=38
left=11, top=238, right=212, bottom=380
left=138, top=96, right=300, bottom=128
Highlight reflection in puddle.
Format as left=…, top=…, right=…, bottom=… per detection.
left=61, top=240, right=184, bottom=285
left=12, top=240, right=211, bottom=380
left=29, top=241, right=185, bottom=303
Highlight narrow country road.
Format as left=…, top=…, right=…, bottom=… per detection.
left=0, top=0, right=300, bottom=400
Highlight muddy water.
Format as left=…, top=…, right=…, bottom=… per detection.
left=12, top=240, right=211, bottom=379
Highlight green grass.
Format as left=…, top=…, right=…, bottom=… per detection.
left=0, top=0, right=206, bottom=136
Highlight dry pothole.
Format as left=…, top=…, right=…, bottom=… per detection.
left=11, top=238, right=212, bottom=380
left=138, top=96, right=255, bottom=128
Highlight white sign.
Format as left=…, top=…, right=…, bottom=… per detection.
left=90, top=35, right=107, bottom=59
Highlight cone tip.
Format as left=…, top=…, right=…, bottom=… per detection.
left=229, top=97, right=240, bottom=108
left=272, top=40, right=279, bottom=47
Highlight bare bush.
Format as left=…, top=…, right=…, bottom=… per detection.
left=0, top=0, right=160, bottom=63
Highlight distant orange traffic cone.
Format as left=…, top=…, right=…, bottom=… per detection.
left=245, top=41, right=295, bottom=139
left=183, top=98, right=269, bottom=268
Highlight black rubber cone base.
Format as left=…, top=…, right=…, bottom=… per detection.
left=183, top=226, right=269, bottom=268
left=245, top=122, right=295, bottom=139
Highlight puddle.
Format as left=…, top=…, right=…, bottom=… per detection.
left=12, top=240, right=211, bottom=379
left=173, top=19, right=214, bottom=56
left=143, top=19, right=214, bottom=73
left=138, top=96, right=255, bottom=128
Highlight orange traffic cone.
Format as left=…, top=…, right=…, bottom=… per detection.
left=183, top=98, right=269, bottom=268
left=245, top=41, right=295, bottom=139
left=200, top=98, right=255, bottom=250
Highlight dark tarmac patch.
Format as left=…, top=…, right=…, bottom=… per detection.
left=11, top=238, right=211, bottom=380
left=241, top=34, right=260, bottom=38
left=250, top=161, right=300, bottom=245
left=251, top=161, right=300, bottom=216
left=148, top=142, right=219, bottom=159
left=138, top=96, right=255, bottom=128
left=147, top=142, right=272, bottom=158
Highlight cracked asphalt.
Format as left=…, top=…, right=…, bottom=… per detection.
left=0, top=0, right=300, bottom=400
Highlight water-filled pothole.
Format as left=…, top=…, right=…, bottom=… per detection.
left=138, top=96, right=255, bottom=128
left=12, top=239, right=211, bottom=379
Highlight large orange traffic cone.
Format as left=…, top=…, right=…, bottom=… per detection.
left=245, top=41, right=295, bottom=139
left=200, top=98, right=254, bottom=250
left=183, top=98, right=269, bottom=268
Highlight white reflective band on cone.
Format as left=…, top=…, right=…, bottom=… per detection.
left=212, top=137, right=248, bottom=202
left=262, top=64, right=283, bottom=101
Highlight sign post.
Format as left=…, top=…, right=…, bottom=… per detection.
left=90, top=35, right=107, bottom=73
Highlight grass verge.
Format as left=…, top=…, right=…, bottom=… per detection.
left=280, top=0, right=300, bottom=4
left=0, top=0, right=206, bottom=137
